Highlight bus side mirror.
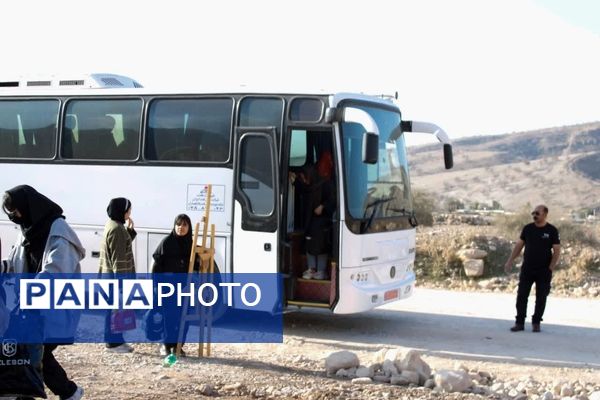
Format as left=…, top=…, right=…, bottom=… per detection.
left=363, top=132, right=378, bottom=164
left=444, top=144, right=453, bottom=169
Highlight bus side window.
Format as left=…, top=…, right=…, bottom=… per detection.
left=0, top=117, right=19, bottom=158
left=289, top=130, right=307, bottom=167
left=61, top=115, right=77, bottom=159
left=0, top=100, right=59, bottom=159
left=62, top=99, right=142, bottom=161
left=238, top=97, right=283, bottom=130
left=146, top=98, right=232, bottom=162
left=239, top=135, right=275, bottom=216
left=78, top=115, right=118, bottom=159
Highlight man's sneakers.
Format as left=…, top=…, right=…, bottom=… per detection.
left=313, top=271, right=328, bottom=280
left=510, top=323, right=542, bottom=332
left=302, top=269, right=316, bottom=279
left=302, top=269, right=328, bottom=280
left=509, top=323, right=525, bottom=332
left=105, top=343, right=134, bottom=353
left=65, top=386, right=84, bottom=400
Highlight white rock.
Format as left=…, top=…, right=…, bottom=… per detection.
left=399, top=350, right=432, bottom=384
left=508, top=389, right=520, bottom=397
left=382, top=360, right=399, bottom=377
left=491, top=382, right=505, bottom=392
left=458, top=248, right=488, bottom=260
left=562, top=385, right=575, bottom=397
left=434, top=370, right=472, bottom=393
left=463, top=259, right=485, bottom=277
left=335, top=367, right=357, bottom=378
left=478, top=279, right=493, bottom=289
left=356, top=366, right=374, bottom=378
left=401, top=370, right=420, bottom=385
left=384, top=348, right=403, bottom=366
left=373, top=348, right=389, bottom=364
left=453, top=362, right=469, bottom=372
left=516, top=381, right=527, bottom=392
left=590, top=392, right=600, bottom=400
left=554, top=382, right=567, bottom=395
left=540, top=391, right=554, bottom=400
left=325, top=351, right=360, bottom=375
left=351, top=377, right=373, bottom=385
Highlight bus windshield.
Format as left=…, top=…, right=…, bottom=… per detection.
left=340, top=103, right=413, bottom=234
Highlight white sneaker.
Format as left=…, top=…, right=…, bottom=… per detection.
left=159, top=345, right=168, bottom=356
left=313, top=271, right=327, bottom=280
left=302, top=269, right=316, bottom=279
left=106, top=343, right=134, bottom=353
left=65, top=386, right=84, bottom=400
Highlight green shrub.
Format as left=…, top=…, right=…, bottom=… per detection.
left=413, top=190, right=436, bottom=227
left=554, top=220, right=599, bottom=248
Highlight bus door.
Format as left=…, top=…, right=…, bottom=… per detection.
left=232, top=127, right=280, bottom=274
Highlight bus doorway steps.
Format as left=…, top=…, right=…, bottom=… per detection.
left=294, top=278, right=331, bottom=304
left=287, top=300, right=330, bottom=309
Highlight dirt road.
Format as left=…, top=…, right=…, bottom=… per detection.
left=44, top=288, right=600, bottom=399
left=286, top=287, right=600, bottom=369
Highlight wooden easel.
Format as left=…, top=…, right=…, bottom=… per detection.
left=176, top=185, right=216, bottom=358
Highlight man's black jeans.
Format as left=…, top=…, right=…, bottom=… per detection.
left=516, top=267, right=552, bottom=324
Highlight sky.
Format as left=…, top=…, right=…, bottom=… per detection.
left=1, top=0, right=599, bottom=146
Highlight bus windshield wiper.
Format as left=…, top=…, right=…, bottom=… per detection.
left=360, top=196, right=393, bottom=234
left=387, top=207, right=413, bottom=216
left=364, top=196, right=393, bottom=210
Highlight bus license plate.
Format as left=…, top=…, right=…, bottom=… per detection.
left=384, top=289, right=399, bottom=301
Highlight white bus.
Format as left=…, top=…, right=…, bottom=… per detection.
left=0, top=74, right=452, bottom=314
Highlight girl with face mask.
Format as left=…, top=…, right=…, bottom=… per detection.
left=1, top=185, right=85, bottom=400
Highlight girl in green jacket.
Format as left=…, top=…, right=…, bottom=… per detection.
left=99, top=197, right=136, bottom=352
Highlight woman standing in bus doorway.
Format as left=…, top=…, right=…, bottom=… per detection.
left=99, top=197, right=137, bottom=353
left=1, top=185, right=85, bottom=400
left=296, top=151, right=335, bottom=280
left=151, top=214, right=199, bottom=357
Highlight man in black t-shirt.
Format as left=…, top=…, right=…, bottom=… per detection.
left=504, top=205, right=561, bottom=332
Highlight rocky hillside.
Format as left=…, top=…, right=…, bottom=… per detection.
left=408, top=122, right=600, bottom=215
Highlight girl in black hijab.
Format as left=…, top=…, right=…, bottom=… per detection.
left=152, top=214, right=195, bottom=274
left=2, top=185, right=64, bottom=273
left=2, top=185, right=85, bottom=400
left=152, top=214, right=198, bottom=356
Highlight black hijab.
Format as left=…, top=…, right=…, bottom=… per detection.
left=166, top=214, right=193, bottom=254
left=152, top=214, right=193, bottom=273
left=3, top=185, right=64, bottom=273
left=107, top=198, right=131, bottom=224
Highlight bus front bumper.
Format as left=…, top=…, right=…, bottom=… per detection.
left=333, top=268, right=416, bottom=314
